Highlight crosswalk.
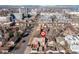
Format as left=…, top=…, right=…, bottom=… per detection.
left=24, top=46, right=31, bottom=54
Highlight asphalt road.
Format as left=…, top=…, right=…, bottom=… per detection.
left=11, top=35, right=30, bottom=54
left=10, top=28, right=34, bottom=54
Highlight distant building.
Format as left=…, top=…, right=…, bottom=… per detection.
left=67, top=11, right=79, bottom=16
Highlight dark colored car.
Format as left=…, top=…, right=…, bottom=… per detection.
left=22, top=30, right=31, bottom=37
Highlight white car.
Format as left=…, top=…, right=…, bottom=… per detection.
left=46, top=50, right=60, bottom=54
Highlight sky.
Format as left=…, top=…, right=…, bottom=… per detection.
left=0, top=0, right=79, bottom=5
